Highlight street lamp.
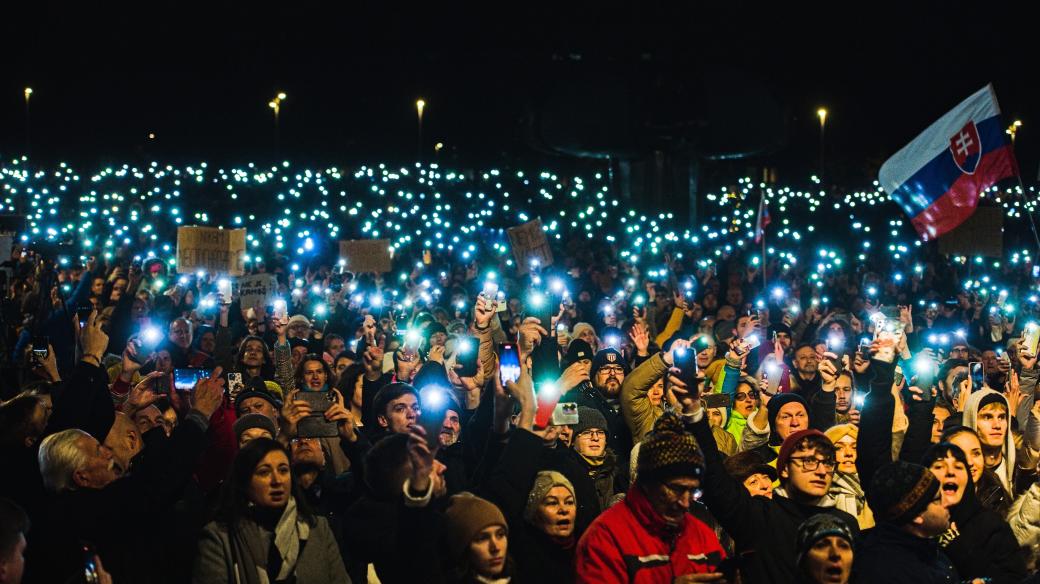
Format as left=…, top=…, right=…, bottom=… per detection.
left=817, top=107, right=828, bottom=181
left=269, top=92, right=287, bottom=154
left=24, top=87, right=33, bottom=155
left=1007, top=119, right=1023, bottom=144
left=416, top=98, right=426, bottom=161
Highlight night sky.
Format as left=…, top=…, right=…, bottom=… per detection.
left=3, top=2, right=1037, bottom=187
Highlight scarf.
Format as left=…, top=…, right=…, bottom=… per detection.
left=231, top=497, right=310, bottom=584
left=828, top=471, right=865, bottom=517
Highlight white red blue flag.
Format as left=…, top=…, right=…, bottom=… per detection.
left=879, top=84, right=1018, bottom=241
left=754, top=190, right=770, bottom=243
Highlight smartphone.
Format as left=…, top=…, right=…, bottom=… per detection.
left=692, top=336, right=714, bottom=354
left=217, top=278, right=232, bottom=304
left=551, top=401, right=579, bottom=426
left=227, top=372, right=245, bottom=398
left=893, top=366, right=905, bottom=388
left=296, top=391, right=340, bottom=438
left=1024, top=322, right=1040, bottom=356
left=83, top=543, right=101, bottom=584
left=272, top=298, right=288, bottom=322
left=498, top=343, right=521, bottom=385
left=534, top=381, right=564, bottom=428
left=742, top=333, right=761, bottom=351
left=703, top=393, right=731, bottom=408
left=31, top=335, right=49, bottom=359
left=672, top=345, right=699, bottom=389
left=854, top=394, right=866, bottom=408
left=827, top=335, right=845, bottom=372
left=417, top=385, right=451, bottom=449
left=968, top=361, right=984, bottom=391
left=130, top=327, right=164, bottom=364
left=527, top=289, right=554, bottom=332
left=76, top=303, right=94, bottom=327
left=454, top=336, right=480, bottom=377
left=173, top=368, right=211, bottom=391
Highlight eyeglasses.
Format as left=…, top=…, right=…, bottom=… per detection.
left=662, top=482, right=703, bottom=501
left=598, top=366, right=625, bottom=376
left=788, top=456, right=837, bottom=471
left=735, top=390, right=760, bottom=400
left=579, top=429, right=606, bottom=439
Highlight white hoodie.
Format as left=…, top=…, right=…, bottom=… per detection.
left=961, top=388, right=1015, bottom=493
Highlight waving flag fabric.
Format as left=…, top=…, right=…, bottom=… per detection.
left=879, top=84, right=1018, bottom=240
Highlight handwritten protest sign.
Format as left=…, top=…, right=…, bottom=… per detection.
left=176, top=227, right=247, bottom=276
left=238, top=273, right=279, bottom=308
left=507, top=218, right=553, bottom=275
left=339, top=239, right=393, bottom=273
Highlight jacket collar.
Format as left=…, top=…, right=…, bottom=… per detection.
left=625, top=485, right=682, bottom=542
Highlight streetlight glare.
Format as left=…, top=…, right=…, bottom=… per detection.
left=277, top=92, right=287, bottom=100
left=24, top=87, right=33, bottom=98
left=817, top=108, right=828, bottom=124
left=416, top=99, right=426, bottom=115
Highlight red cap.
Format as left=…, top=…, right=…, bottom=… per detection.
left=776, top=428, right=830, bottom=475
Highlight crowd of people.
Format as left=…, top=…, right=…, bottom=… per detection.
left=1, top=209, right=1040, bottom=583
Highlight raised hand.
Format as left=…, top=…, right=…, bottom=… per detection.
left=192, top=366, right=225, bottom=419
left=325, top=388, right=358, bottom=442
left=280, top=389, right=313, bottom=438
left=629, top=322, right=650, bottom=356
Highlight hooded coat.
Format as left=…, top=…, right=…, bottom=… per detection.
left=962, top=388, right=1016, bottom=493
left=922, top=443, right=1027, bottom=584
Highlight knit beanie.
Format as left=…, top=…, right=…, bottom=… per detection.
left=867, top=460, right=940, bottom=525
left=523, top=471, right=576, bottom=525
left=776, top=428, right=830, bottom=473
left=795, top=514, right=855, bottom=566
left=562, top=339, right=594, bottom=368
left=713, top=320, right=736, bottom=344
left=572, top=406, right=608, bottom=437
left=766, top=393, right=809, bottom=446
left=443, top=493, right=508, bottom=561
left=824, top=423, right=858, bottom=447
left=232, top=413, right=277, bottom=442
left=571, top=322, right=596, bottom=344
left=636, top=412, right=704, bottom=484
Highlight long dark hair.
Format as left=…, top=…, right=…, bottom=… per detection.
left=215, top=438, right=315, bottom=527
left=235, top=335, right=275, bottom=379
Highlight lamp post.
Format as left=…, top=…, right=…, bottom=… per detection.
left=269, top=92, right=286, bottom=156
left=817, top=107, right=828, bottom=182
left=24, top=87, right=33, bottom=156
left=1007, top=119, right=1022, bottom=144
left=416, top=98, right=426, bottom=161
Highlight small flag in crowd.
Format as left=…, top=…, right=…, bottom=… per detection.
left=879, top=84, right=1019, bottom=241
left=754, top=190, right=770, bottom=243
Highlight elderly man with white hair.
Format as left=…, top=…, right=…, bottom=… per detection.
left=27, top=369, right=224, bottom=584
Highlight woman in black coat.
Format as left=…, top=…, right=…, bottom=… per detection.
left=920, top=441, right=1027, bottom=584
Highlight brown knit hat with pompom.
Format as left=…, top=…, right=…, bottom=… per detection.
left=636, top=412, right=705, bottom=484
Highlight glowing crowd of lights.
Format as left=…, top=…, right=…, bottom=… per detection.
left=1, top=156, right=1039, bottom=282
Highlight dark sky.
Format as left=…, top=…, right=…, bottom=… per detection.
left=3, top=2, right=1038, bottom=185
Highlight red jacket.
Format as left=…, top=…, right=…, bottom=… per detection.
left=576, top=485, right=725, bottom=584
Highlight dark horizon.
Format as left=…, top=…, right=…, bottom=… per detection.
left=4, top=2, right=1039, bottom=188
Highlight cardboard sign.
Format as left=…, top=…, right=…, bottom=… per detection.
left=176, top=227, right=247, bottom=276
left=937, top=206, right=1003, bottom=258
left=339, top=239, right=393, bottom=273
left=507, top=218, right=554, bottom=275
left=238, top=273, right=279, bottom=308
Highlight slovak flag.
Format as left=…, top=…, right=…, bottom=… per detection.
left=754, top=191, right=770, bottom=243
left=879, top=84, right=1019, bottom=241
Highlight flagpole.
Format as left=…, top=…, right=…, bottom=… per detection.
left=760, top=185, right=767, bottom=294
left=1012, top=174, right=1040, bottom=254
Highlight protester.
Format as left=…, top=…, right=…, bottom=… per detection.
left=194, top=438, right=350, bottom=583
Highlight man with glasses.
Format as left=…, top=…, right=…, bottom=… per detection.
left=564, top=348, right=633, bottom=466
left=683, top=379, right=858, bottom=583
left=576, top=413, right=728, bottom=582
